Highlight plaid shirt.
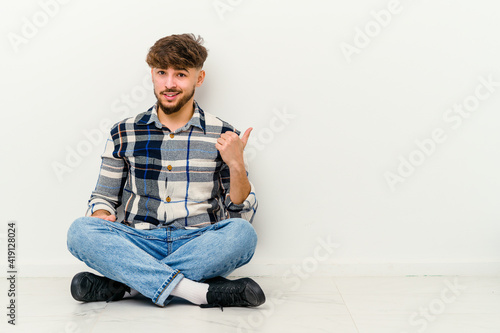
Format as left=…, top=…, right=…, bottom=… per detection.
left=86, top=101, right=257, bottom=228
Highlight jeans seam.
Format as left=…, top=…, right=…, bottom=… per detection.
left=100, top=219, right=165, bottom=241
left=153, top=269, right=181, bottom=304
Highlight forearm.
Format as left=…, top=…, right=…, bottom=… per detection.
left=228, top=163, right=251, bottom=205
left=86, top=133, right=126, bottom=217
left=216, top=127, right=253, bottom=206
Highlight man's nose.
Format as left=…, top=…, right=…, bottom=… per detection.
left=164, top=75, right=177, bottom=89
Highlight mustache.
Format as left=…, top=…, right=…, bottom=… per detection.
left=160, top=89, right=182, bottom=94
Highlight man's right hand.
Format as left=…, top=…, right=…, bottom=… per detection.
left=91, top=210, right=117, bottom=222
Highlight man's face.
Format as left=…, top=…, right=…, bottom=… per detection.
left=152, top=67, right=205, bottom=115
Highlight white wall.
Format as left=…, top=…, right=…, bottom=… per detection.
left=1, top=0, right=499, bottom=277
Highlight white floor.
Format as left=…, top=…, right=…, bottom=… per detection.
left=1, top=276, right=499, bottom=333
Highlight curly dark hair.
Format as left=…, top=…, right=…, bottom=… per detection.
left=146, top=33, right=208, bottom=69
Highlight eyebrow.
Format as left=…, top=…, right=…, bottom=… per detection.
left=157, top=67, right=190, bottom=72
left=173, top=67, right=189, bottom=72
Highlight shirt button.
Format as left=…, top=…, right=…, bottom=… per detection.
left=167, top=165, right=172, bottom=171
left=169, top=133, right=174, bottom=138
left=166, top=196, right=171, bottom=203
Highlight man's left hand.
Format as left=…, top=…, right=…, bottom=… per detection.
left=216, top=128, right=252, bottom=169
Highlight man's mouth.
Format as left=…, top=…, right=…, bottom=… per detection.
left=162, top=91, right=180, bottom=101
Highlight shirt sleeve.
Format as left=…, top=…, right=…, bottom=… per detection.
left=85, top=133, right=127, bottom=217
left=219, top=158, right=258, bottom=223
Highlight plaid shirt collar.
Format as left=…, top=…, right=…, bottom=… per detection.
left=137, top=100, right=206, bottom=134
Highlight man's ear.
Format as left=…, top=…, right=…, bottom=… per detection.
left=196, top=70, right=205, bottom=87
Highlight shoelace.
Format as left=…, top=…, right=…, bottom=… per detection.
left=209, top=284, right=247, bottom=311
left=83, top=277, right=124, bottom=302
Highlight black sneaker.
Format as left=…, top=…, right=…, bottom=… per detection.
left=71, top=272, right=129, bottom=303
left=200, top=276, right=265, bottom=310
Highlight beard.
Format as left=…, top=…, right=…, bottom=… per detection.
left=155, top=85, right=196, bottom=115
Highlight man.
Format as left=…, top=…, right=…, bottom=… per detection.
left=66, top=33, right=265, bottom=309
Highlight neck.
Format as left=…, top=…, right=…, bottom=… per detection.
left=157, top=98, right=195, bottom=132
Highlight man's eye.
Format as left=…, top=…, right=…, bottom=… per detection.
left=158, top=71, right=165, bottom=75
left=178, top=73, right=186, bottom=77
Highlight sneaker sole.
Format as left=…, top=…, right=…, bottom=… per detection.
left=70, top=272, right=90, bottom=302
left=70, top=272, right=126, bottom=302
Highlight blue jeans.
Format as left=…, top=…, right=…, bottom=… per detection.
left=67, top=217, right=257, bottom=306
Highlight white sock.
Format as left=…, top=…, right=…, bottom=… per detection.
left=170, top=278, right=209, bottom=305
left=123, top=288, right=140, bottom=298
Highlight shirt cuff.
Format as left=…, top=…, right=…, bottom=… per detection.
left=85, top=201, right=116, bottom=217
left=224, top=182, right=257, bottom=213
